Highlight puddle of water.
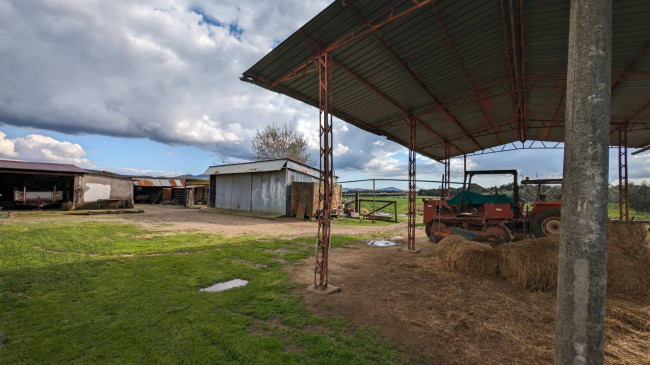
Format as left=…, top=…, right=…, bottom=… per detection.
left=199, top=279, right=248, bottom=292
left=367, top=240, right=401, bottom=247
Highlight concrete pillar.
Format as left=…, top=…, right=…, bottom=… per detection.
left=555, top=1, right=611, bottom=364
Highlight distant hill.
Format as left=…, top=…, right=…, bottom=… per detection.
left=378, top=187, right=403, bottom=192
left=173, top=174, right=209, bottom=180
left=342, top=186, right=406, bottom=194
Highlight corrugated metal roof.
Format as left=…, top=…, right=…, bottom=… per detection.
left=133, top=179, right=185, bottom=187
left=242, top=0, right=650, bottom=160
left=203, top=159, right=321, bottom=179
left=0, top=159, right=87, bottom=174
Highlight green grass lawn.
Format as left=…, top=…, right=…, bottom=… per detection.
left=0, top=221, right=403, bottom=364
left=346, top=195, right=436, bottom=217
left=607, top=203, right=650, bottom=221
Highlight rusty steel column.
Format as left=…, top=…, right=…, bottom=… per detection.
left=618, top=126, right=629, bottom=222
left=407, top=116, right=417, bottom=251
left=443, top=143, right=451, bottom=198
left=314, top=51, right=334, bottom=290
left=555, top=0, right=611, bottom=364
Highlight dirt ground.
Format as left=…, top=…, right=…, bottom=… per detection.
left=10, top=205, right=404, bottom=237
left=289, top=234, right=650, bottom=364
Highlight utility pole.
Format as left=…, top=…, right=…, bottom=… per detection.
left=555, top=1, right=611, bottom=364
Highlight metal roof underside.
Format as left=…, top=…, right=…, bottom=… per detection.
left=242, top=0, right=650, bottom=160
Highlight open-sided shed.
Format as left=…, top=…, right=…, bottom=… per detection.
left=0, top=159, right=85, bottom=209
left=242, top=0, right=650, bottom=159
left=243, top=2, right=644, bottom=358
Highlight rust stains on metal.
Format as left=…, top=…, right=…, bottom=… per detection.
left=431, top=1, right=503, bottom=145
left=346, top=1, right=483, bottom=152
left=133, top=179, right=185, bottom=187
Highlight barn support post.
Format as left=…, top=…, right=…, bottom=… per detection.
left=555, top=0, right=611, bottom=364
left=463, top=154, right=467, bottom=178
left=407, top=116, right=417, bottom=251
left=617, top=125, right=629, bottom=222
left=313, top=51, right=337, bottom=292
left=443, top=143, right=451, bottom=198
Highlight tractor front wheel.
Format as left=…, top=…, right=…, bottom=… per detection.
left=531, top=208, right=561, bottom=237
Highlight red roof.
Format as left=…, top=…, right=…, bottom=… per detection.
left=0, top=159, right=87, bottom=174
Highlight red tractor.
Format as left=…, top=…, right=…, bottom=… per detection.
left=423, top=170, right=562, bottom=244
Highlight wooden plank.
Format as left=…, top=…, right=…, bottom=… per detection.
left=296, top=202, right=306, bottom=220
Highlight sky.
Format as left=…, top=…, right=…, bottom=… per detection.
left=0, top=0, right=648, bottom=190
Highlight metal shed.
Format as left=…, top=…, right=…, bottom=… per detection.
left=203, top=159, right=322, bottom=215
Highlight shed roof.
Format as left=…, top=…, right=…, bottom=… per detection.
left=242, top=0, right=650, bottom=160
left=203, top=159, right=320, bottom=179
left=133, top=178, right=185, bottom=187
left=0, top=159, right=87, bottom=174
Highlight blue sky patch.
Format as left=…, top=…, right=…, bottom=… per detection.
left=189, top=7, right=242, bottom=40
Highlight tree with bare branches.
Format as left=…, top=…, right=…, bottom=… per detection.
left=250, top=123, right=316, bottom=166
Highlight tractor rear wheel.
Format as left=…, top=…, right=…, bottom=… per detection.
left=425, top=220, right=447, bottom=242
left=531, top=208, right=561, bottom=237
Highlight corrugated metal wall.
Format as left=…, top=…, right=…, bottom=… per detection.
left=210, top=168, right=319, bottom=215
left=251, top=171, right=285, bottom=214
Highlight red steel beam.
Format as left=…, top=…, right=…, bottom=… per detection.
left=242, top=71, right=410, bottom=148
left=632, top=144, right=650, bottom=155
left=431, top=1, right=504, bottom=145
left=407, top=116, right=417, bottom=251
left=268, top=0, right=432, bottom=89
left=331, top=58, right=465, bottom=154
left=324, top=0, right=432, bottom=54
left=543, top=86, right=566, bottom=141
left=346, top=2, right=484, bottom=151
left=315, top=51, right=334, bottom=289
left=618, top=126, right=629, bottom=222
left=510, top=0, right=526, bottom=142
left=611, top=35, right=650, bottom=94
left=610, top=98, right=650, bottom=136
left=500, top=0, right=520, bottom=140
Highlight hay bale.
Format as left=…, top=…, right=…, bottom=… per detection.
left=606, top=222, right=650, bottom=296
left=496, top=223, right=650, bottom=294
left=497, top=237, right=559, bottom=292
left=434, top=222, right=650, bottom=295
left=607, top=221, right=648, bottom=249
left=436, top=235, right=499, bottom=276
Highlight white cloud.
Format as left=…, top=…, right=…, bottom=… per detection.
left=0, top=131, right=17, bottom=157
left=0, top=133, right=94, bottom=167
left=0, top=0, right=330, bottom=161
left=334, top=143, right=349, bottom=156
left=107, top=167, right=183, bottom=177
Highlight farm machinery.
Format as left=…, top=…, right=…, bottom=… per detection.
left=423, top=170, right=562, bottom=244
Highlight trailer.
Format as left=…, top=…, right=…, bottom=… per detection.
left=14, top=188, right=64, bottom=207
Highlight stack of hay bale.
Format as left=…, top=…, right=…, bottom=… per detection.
left=435, top=222, right=650, bottom=294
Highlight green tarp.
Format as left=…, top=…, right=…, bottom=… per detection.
left=446, top=190, right=513, bottom=206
